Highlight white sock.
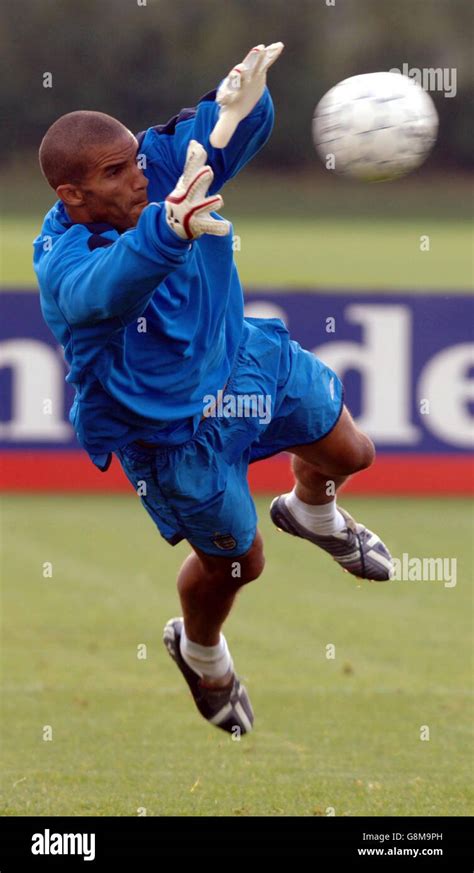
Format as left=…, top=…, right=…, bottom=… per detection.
left=180, top=626, right=233, bottom=680
left=285, top=489, right=347, bottom=536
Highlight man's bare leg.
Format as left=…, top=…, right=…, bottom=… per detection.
left=162, top=534, right=262, bottom=734
left=290, top=405, right=375, bottom=495
left=282, top=406, right=374, bottom=532
left=176, top=531, right=264, bottom=687
left=270, top=406, right=392, bottom=580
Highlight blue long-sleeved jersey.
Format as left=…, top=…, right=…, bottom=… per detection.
left=33, top=88, right=274, bottom=470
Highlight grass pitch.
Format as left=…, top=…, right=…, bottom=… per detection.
left=2, top=216, right=472, bottom=291
left=1, top=494, right=472, bottom=816
left=1, top=169, right=472, bottom=817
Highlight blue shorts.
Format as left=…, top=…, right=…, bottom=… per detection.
left=115, top=317, right=344, bottom=557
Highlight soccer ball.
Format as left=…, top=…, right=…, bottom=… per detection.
left=312, top=72, right=439, bottom=182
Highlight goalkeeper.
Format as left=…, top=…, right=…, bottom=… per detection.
left=34, top=43, right=392, bottom=737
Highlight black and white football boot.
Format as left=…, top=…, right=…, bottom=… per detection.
left=270, top=496, right=393, bottom=582
left=163, top=617, right=254, bottom=735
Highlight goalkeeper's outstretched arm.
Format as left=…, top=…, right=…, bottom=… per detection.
left=138, top=42, right=284, bottom=195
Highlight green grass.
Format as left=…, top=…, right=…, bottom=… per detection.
left=232, top=218, right=472, bottom=289
left=1, top=495, right=472, bottom=816
left=2, top=216, right=472, bottom=290
left=1, top=164, right=472, bottom=289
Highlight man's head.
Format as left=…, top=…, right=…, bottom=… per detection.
left=39, top=110, right=149, bottom=231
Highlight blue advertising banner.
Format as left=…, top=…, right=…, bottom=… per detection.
left=1, top=290, right=473, bottom=455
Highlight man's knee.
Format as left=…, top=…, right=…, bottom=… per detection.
left=233, top=533, right=265, bottom=585
left=342, top=433, right=375, bottom=474
left=293, top=432, right=375, bottom=477
left=195, top=532, right=265, bottom=588
left=290, top=407, right=375, bottom=476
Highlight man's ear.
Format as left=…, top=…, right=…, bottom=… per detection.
left=56, top=183, right=85, bottom=208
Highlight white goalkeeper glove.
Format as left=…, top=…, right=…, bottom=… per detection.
left=165, top=140, right=231, bottom=240
left=210, top=42, right=284, bottom=149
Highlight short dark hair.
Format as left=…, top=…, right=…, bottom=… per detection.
left=39, top=110, right=131, bottom=190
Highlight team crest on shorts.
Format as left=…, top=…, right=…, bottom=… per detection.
left=211, top=533, right=237, bottom=551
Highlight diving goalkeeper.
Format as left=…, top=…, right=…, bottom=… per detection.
left=34, top=43, right=392, bottom=736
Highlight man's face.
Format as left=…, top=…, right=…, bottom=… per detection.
left=75, top=132, right=149, bottom=231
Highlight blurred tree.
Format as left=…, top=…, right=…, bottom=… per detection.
left=0, top=0, right=472, bottom=167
